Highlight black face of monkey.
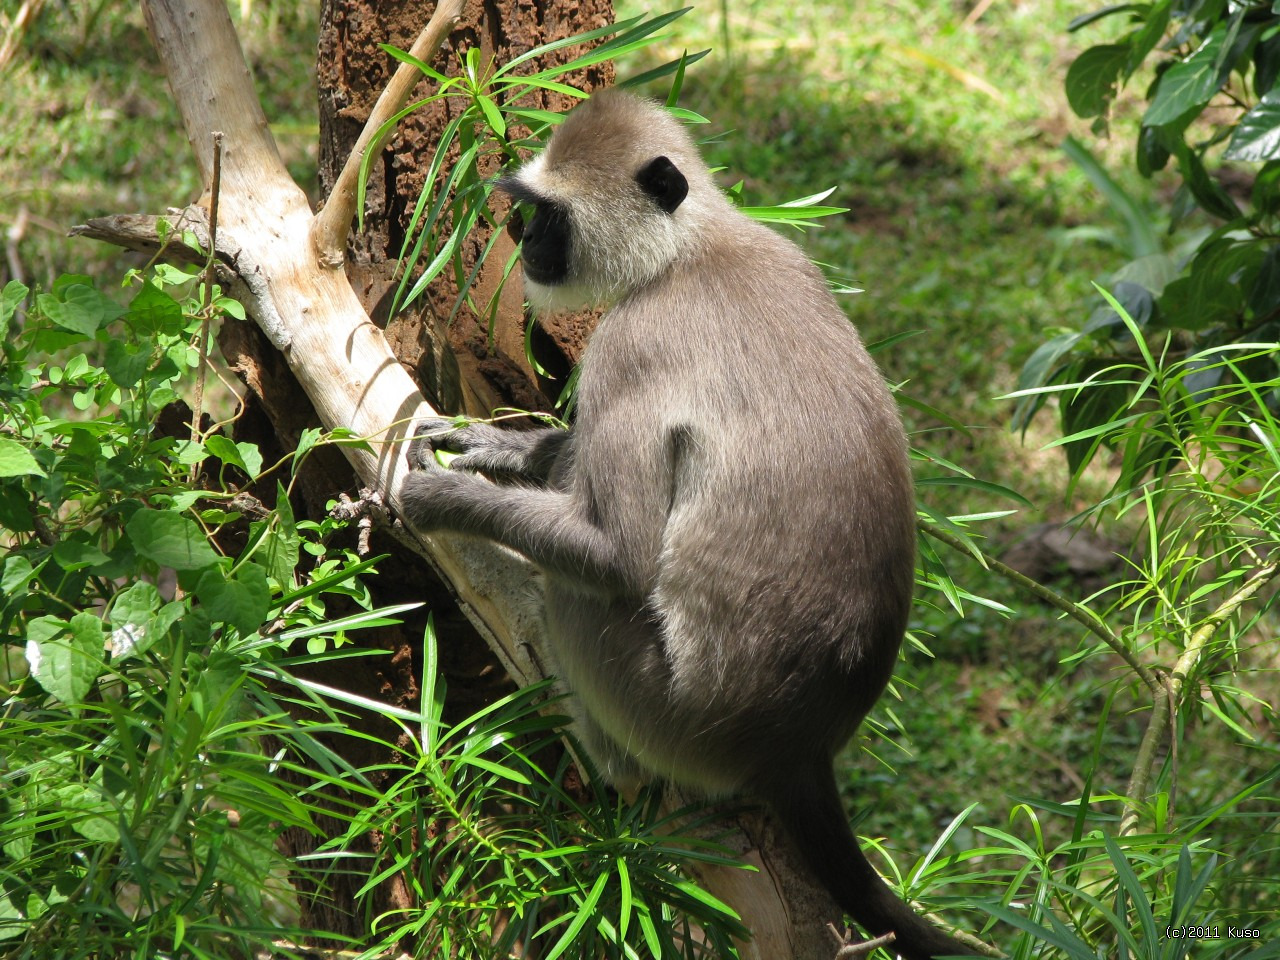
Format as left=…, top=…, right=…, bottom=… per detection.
left=496, top=176, right=572, bottom=287
left=516, top=201, right=572, bottom=286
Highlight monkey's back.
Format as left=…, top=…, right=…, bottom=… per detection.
left=544, top=213, right=917, bottom=794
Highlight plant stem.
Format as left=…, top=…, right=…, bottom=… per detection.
left=189, top=130, right=222, bottom=483
left=920, top=522, right=1158, bottom=691
left=1120, top=560, right=1280, bottom=834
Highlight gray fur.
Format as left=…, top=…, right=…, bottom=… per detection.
left=402, top=89, right=978, bottom=959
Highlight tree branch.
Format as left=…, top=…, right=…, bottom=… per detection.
left=309, top=0, right=468, bottom=266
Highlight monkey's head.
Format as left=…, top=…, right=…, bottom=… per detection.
left=496, top=89, right=721, bottom=313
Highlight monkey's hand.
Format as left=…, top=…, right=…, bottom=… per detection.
left=408, top=417, right=570, bottom=485
left=407, top=417, right=473, bottom=471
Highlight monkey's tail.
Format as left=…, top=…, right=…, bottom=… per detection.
left=766, top=766, right=982, bottom=960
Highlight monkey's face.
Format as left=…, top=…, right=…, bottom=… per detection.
left=494, top=92, right=698, bottom=315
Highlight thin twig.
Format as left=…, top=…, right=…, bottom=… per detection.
left=962, top=0, right=998, bottom=28
left=189, top=131, right=223, bottom=481
left=309, top=0, right=467, bottom=265
left=0, top=0, right=47, bottom=72
left=835, top=931, right=896, bottom=959
left=921, top=522, right=1159, bottom=691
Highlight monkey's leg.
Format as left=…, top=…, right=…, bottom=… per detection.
left=410, top=418, right=570, bottom=484
left=565, top=710, right=650, bottom=794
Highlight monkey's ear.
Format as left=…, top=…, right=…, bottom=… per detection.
left=636, top=156, right=688, bottom=214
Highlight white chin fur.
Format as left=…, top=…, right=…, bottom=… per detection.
left=524, top=279, right=602, bottom=315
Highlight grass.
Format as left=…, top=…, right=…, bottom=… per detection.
left=0, top=2, right=318, bottom=287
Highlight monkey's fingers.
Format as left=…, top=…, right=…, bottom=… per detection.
left=407, top=418, right=459, bottom=470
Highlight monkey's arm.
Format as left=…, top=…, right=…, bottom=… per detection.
left=401, top=466, right=637, bottom=594
left=412, top=417, right=570, bottom=485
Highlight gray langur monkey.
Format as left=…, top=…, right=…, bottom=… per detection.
left=402, top=88, right=979, bottom=960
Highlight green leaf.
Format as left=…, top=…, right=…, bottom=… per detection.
left=110, top=582, right=180, bottom=659
left=494, top=10, right=681, bottom=79
left=26, top=613, right=104, bottom=702
left=36, top=284, right=123, bottom=337
left=52, top=273, right=94, bottom=295
left=475, top=94, right=506, bottom=138
left=48, top=780, right=119, bottom=843
left=164, top=440, right=202, bottom=469
left=0, top=438, right=46, bottom=478
left=1134, top=123, right=1170, bottom=177
left=975, top=902, right=1098, bottom=959
left=1144, top=30, right=1226, bottom=126
left=197, top=563, right=270, bottom=635
left=237, top=441, right=264, bottom=477
left=1170, top=139, right=1243, bottom=220
left=1, top=555, right=36, bottom=596
left=1254, top=29, right=1280, bottom=97
left=1248, top=245, right=1280, bottom=319
left=1010, top=331, right=1083, bottom=432
left=1065, top=44, right=1129, bottom=118
left=1063, top=135, right=1160, bottom=257
left=622, top=48, right=711, bottom=92
left=205, top=435, right=248, bottom=473
left=542, top=872, right=610, bottom=960
left=1067, top=4, right=1144, bottom=32
left=0, top=488, right=35, bottom=533
left=1159, top=237, right=1260, bottom=330
left=209, top=436, right=263, bottom=477
left=103, top=338, right=150, bottom=388
left=293, top=427, right=322, bottom=468
left=249, top=483, right=299, bottom=586
left=214, top=295, right=245, bottom=320
left=1252, top=160, right=1280, bottom=215
left=51, top=539, right=111, bottom=571
left=0, top=280, right=28, bottom=328
left=1225, top=87, right=1280, bottom=161
left=126, top=280, right=184, bottom=336
left=671, top=878, right=741, bottom=918
left=916, top=476, right=1034, bottom=507
left=126, top=507, right=221, bottom=571
left=1058, top=367, right=1134, bottom=475
left=379, top=41, right=452, bottom=84
left=1125, top=0, right=1172, bottom=72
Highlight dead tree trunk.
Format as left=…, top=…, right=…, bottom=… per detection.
left=76, top=1, right=863, bottom=956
